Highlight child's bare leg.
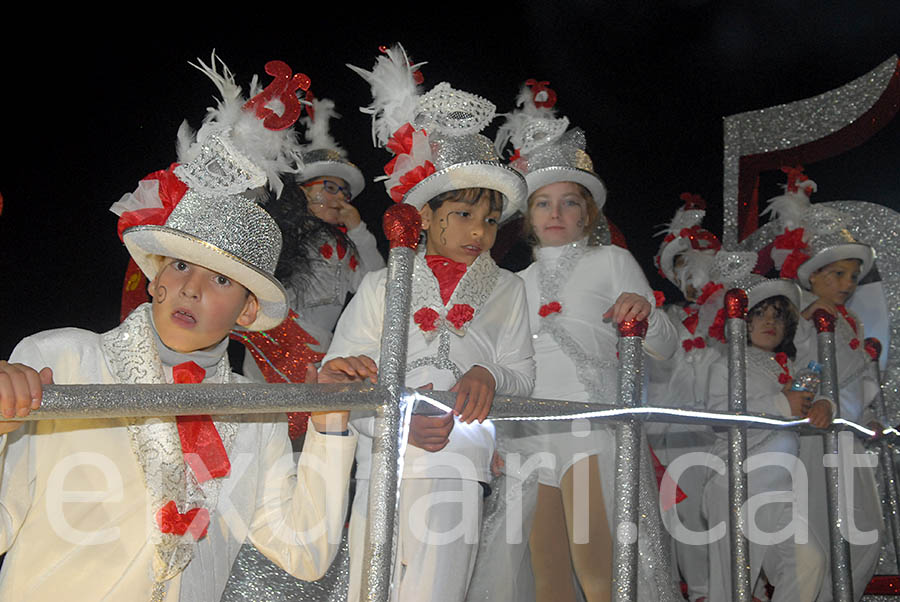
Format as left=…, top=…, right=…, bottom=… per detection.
left=561, top=455, right=613, bottom=602
left=530, top=483, right=578, bottom=602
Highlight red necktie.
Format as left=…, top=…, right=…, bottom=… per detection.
left=173, top=361, right=230, bottom=482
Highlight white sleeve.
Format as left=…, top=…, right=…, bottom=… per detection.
left=248, top=421, right=357, bottom=580
left=0, top=337, right=46, bottom=553
left=347, top=223, right=386, bottom=293
left=610, top=249, right=678, bottom=360
left=472, top=277, right=535, bottom=397
left=323, top=270, right=386, bottom=364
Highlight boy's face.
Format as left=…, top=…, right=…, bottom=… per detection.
left=808, top=258, right=862, bottom=306
left=148, top=258, right=259, bottom=353
left=419, top=196, right=501, bottom=266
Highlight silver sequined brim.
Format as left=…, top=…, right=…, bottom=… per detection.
left=745, top=278, right=802, bottom=312
left=796, top=243, right=876, bottom=289
left=297, top=159, right=366, bottom=200
left=123, top=226, right=288, bottom=331
left=523, top=166, right=607, bottom=211
left=402, top=161, right=528, bottom=223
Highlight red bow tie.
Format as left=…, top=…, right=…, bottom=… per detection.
left=426, top=255, right=468, bottom=305
left=173, top=362, right=230, bottom=482
left=682, top=337, right=706, bottom=352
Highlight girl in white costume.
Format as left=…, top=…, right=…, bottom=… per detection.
left=764, top=166, right=884, bottom=601
left=494, top=81, right=681, bottom=602
left=703, top=276, right=832, bottom=602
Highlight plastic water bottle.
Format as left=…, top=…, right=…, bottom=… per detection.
left=791, top=361, right=823, bottom=393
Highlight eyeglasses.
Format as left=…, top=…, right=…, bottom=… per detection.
left=302, top=179, right=352, bottom=200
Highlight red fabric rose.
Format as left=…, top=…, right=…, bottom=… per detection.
left=389, top=161, right=436, bottom=204
left=539, top=301, right=562, bottom=317
left=778, top=373, right=792, bottom=385
left=682, top=337, right=706, bottom=352
left=850, top=338, right=860, bottom=350
left=779, top=249, right=810, bottom=279
left=156, top=501, right=210, bottom=540
left=682, top=311, right=699, bottom=335
left=774, top=227, right=808, bottom=250
left=319, top=243, right=333, bottom=259
left=696, top=282, right=724, bottom=306
left=708, top=308, right=726, bottom=343
left=414, top=307, right=439, bottom=332
left=349, top=255, right=359, bottom=271
left=774, top=353, right=792, bottom=384
left=653, top=291, right=665, bottom=308
left=446, top=304, right=475, bottom=329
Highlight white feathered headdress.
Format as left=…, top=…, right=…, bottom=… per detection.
left=495, top=80, right=569, bottom=158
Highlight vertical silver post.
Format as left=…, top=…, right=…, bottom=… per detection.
left=360, top=205, right=420, bottom=602
left=611, top=318, right=647, bottom=602
left=724, top=288, right=752, bottom=602
left=865, top=337, right=900, bottom=572
left=813, top=309, right=854, bottom=602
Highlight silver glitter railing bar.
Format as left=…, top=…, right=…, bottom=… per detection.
left=360, top=226, right=417, bottom=602
left=816, top=311, right=855, bottom=602
left=721, top=55, right=898, bottom=248
left=725, top=291, right=753, bottom=602
left=612, top=322, right=646, bottom=602
left=868, top=339, right=900, bottom=573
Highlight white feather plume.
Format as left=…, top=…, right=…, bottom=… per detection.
left=347, top=44, right=426, bottom=147
left=761, top=189, right=812, bottom=230
left=176, top=51, right=304, bottom=197
left=300, top=97, right=345, bottom=156
left=494, top=82, right=559, bottom=156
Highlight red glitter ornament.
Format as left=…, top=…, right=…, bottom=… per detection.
left=865, top=337, right=882, bottom=361
left=618, top=318, right=648, bottom=338
left=243, top=60, right=310, bottom=131
left=383, top=203, right=422, bottom=249
left=414, top=307, right=440, bottom=332
left=813, top=309, right=836, bottom=333
left=724, top=288, right=748, bottom=320
left=539, top=301, right=562, bottom=317
left=525, top=79, right=558, bottom=109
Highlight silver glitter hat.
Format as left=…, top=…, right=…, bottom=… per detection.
left=654, top=193, right=721, bottom=285
left=795, top=228, right=876, bottom=289
left=496, top=81, right=606, bottom=210
left=111, top=53, right=309, bottom=330
left=349, top=45, right=526, bottom=222
left=124, top=190, right=287, bottom=330
left=295, top=96, right=366, bottom=199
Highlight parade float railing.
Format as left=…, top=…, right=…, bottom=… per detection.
left=5, top=206, right=899, bottom=602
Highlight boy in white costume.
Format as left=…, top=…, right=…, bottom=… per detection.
left=0, top=56, right=357, bottom=601
left=647, top=192, right=724, bottom=602
left=323, top=46, right=535, bottom=602
left=765, top=166, right=883, bottom=600
left=703, top=275, right=832, bottom=602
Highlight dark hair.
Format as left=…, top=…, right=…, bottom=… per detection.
left=522, top=182, right=601, bottom=247
left=260, top=177, right=357, bottom=285
left=426, top=187, right=503, bottom=214
left=746, top=295, right=798, bottom=359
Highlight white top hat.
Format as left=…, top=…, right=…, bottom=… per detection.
left=110, top=53, right=309, bottom=330
left=763, top=165, right=875, bottom=288
left=296, top=95, right=366, bottom=199
left=349, top=44, right=526, bottom=222
left=495, top=81, right=606, bottom=210
left=654, top=193, right=722, bottom=285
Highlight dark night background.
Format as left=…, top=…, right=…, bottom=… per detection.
left=1, top=2, right=899, bottom=357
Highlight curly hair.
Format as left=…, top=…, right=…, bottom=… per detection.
left=746, top=295, right=799, bottom=359
left=260, top=177, right=357, bottom=287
